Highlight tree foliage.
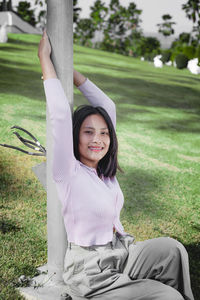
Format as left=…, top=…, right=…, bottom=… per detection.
left=74, top=18, right=95, bottom=46
left=73, top=0, right=82, bottom=24
left=157, top=14, right=176, bottom=37
left=74, top=0, right=142, bottom=55
left=178, top=32, right=191, bottom=44
left=5, top=0, right=81, bottom=31
left=182, top=0, right=200, bottom=42
left=89, top=0, right=108, bottom=32
left=16, top=1, right=37, bottom=26
left=101, top=0, right=142, bottom=54
left=182, top=0, right=200, bottom=23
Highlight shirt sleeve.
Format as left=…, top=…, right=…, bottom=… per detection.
left=77, top=78, right=116, bottom=129
left=43, top=78, right=77, bottom=182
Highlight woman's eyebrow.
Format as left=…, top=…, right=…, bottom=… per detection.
left=83, top=126, right=108, bottom=130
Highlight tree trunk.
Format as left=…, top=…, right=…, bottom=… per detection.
left=46, top=0, right=73, bottom=283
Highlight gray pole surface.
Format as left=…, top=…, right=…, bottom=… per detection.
left=46, top=0, right=73, bottom=283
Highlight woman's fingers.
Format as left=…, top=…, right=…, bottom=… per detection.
left=43, top=28, right=47, bottom=36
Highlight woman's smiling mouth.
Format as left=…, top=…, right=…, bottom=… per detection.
left=88, top=146, right=103, bottom=152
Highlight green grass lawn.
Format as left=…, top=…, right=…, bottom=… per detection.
left=0, top=33, right=199, bottom=300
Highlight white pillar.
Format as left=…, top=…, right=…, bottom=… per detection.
left=46, top=0, right=73, bottom=283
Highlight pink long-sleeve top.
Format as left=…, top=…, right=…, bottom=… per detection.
left=44, top=77, right=127, bottom=246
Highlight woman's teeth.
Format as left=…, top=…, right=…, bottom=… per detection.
left=89, top=147, right=102, bottom=151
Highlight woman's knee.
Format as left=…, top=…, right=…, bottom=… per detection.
left=142, top=280, right=184, bottom=300
left=161, top=287, right=184, bottom=300
left=152, top=237, right=187, bottom=258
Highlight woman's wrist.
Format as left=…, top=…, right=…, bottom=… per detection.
left=39, top=54, right=51, bottom=63
left=73, top=69, right=87, bottom=87
left=39, top=56, right=57, bottom=80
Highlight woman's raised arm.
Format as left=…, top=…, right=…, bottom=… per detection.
left=74, top=70, right=116, bottom=129
left=38, top=30, right=77, bottom=183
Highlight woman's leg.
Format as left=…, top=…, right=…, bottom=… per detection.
left=74, top=234, right=185, bottom=300
left=122, top=236, right=194, bottom=300
left=63, top=235, right=194, bottom=300
left=88, top=278, right=184, bottom=300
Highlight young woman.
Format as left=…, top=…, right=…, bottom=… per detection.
left=38, top=30, right=194, bottom=300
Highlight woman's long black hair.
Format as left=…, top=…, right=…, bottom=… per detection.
left=73, top=105, right=123, bottom=178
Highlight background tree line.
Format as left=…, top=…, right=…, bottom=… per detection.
left=0, top=0, right=199, bottom=69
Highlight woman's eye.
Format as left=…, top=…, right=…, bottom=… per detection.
left=85, top=131, right=93, bottom=134
left=101, top=132, right=109, bottom=135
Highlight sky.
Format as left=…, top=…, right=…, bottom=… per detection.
left=12, top=0, right=193, bottom=37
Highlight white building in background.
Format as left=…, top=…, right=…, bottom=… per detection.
left=0, top=11, right=40, bottom=34
left=0, top=22, right=8, bottom=42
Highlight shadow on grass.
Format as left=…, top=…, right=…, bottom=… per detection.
left=0, top=46, right=29, bottom=52
left=76, top=60, right=141, bottom=74
left=75, top=48, right=122, bottom=60
left=157, top=119, right=200, bottom=133
left=0, top=63, right=44, bottom=101
left=76, top=59, right=200, bottom=86
left=141, top=71, right=200, bottom=85
left=185, top=243, right=200, bottom=300
left=0, top=57, right=33, bottom=68
left=76, top=71, right=200, bottom=133
left=0, top=152, right=38, bottom=206
left=87, top=72, right=200, bottom=109
left=163, top=235, right=200, bottom=299
left=0, top=218, right=21, bottom=234
left=117, top=168, right=177, bottom=219
left=8, top=37, right=40, bottom=47
left=0, top=56, right=199, bottom=120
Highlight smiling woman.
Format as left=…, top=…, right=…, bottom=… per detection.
left=78, top=114, right=110, bottom=169
left=72, top=103, right=120, bottom=177
left=38, top=30, right=195, bottom=300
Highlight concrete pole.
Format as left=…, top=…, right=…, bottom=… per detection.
left=46, top=0, right=73, bottom=283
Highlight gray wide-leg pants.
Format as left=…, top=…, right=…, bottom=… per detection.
left=63, top=232, right=194, bottom=300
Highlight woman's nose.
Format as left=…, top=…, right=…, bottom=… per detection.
left=92, top=133, right=102, bottom=143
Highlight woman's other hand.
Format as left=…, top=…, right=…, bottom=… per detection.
left=73, top=69, right=87, bottom=87
left=38, top=29, right=51, bottom=60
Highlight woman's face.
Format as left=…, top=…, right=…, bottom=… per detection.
left=79, top=114, right=110, bottom=169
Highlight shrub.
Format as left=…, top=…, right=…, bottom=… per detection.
left=144, top=52, right=154, bottom=62
left=170, top=32, right=190, bottom=49
left=170, top=46, right=184, bottom=62
left=161, top=50, right=172, bottom=63
left=182, top=46, right=196, bottom=60
left=175, top=54, right=189, bottom=69
left=136, top=36, right=161, bottom=56
left=195, top=45, right=200, bottom=64
left=144, top=49, right=161, bottom=62
left=179, top=32, right=191, bottom=44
